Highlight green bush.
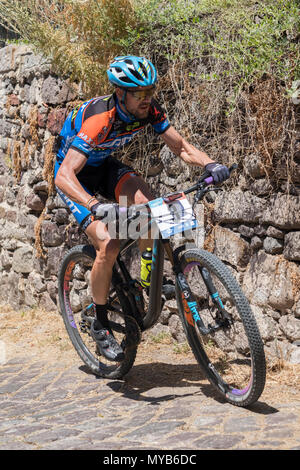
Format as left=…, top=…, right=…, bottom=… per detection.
left=131, top=0, right=299, bottom=86
left=1, top=0, right=298, bottom=94
left=128, top=0, right=299, bottom=183
left=0, top=0, right=137, bottom=96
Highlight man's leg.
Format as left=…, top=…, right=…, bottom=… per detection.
left=55, top=162, right=123, bottom=360
left=84, top=220, right=124, bottom=361
left=85, top=220, right=120, bottom=306
left=85, top=219, right=120, bottom=326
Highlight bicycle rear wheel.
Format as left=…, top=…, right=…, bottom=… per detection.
left=176, top=249, right=266, bottom=407
left=58, top=244, right=140, bottom=379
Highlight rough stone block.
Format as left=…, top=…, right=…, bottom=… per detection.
left=262, top=194, right=300, bottom=229
left=212, top=226, right=251, bottom=267
left=41, top=77, right=76, bottom=105
left=41, top=221, right=64, bottom=247
left=12, top=246, right=33, bottom=274
left=243, top=251, right=299, bottom=311
left=284, top=232, right=300, bottom=261
left=263, top=236, right=284, bottom=254
left=213, top=190, right=266, bottom=224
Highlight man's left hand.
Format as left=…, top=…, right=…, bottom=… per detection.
left=205, top=162, right=230, bottom=183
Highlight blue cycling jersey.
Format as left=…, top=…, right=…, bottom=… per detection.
left=56, top=93, right=170, bottom=167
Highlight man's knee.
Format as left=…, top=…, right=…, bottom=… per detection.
left=85, top=220, right=120, bottom=262
left=94, top=238, right=120, bottom=265
left=120, top=175, right=154, bottom=206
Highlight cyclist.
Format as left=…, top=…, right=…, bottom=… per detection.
left=54, top=55, right=230, bottom=362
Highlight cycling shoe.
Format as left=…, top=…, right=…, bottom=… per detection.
left=90, top=320, right=125, bottom=362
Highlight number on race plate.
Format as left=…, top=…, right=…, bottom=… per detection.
left=148, top=193, right=198, bottom=239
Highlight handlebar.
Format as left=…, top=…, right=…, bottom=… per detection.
left=93, top=163, right=238, bottom=223
left=184, top=163, right=238, bottom=196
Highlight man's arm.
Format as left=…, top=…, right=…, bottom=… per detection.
left=54, top=148, right=95, bottom=208
left=160, top=125, right=215, bottom=167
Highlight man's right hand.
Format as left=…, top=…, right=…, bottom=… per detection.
left=91, top=202, right=129, bottom=224
left=91, top=202, right=118, bottom=222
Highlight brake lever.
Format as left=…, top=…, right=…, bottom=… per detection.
left=192, top=186, right=206, bottom=210
left=192, top=186, right=222, bottom=210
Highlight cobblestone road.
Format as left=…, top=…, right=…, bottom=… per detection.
left=0, top=349, right=299, bottom=451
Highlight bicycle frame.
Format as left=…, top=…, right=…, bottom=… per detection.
left=107, top=163, right=238, bottom=332
left=113, top=213, right=196, bottom=331
left=113, top=229, right=166, bottom=331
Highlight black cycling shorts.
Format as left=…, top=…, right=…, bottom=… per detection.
left=54, top=157, right=138, bottom=230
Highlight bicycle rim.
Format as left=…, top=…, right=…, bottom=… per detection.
left=58, top=245, right=138, bottom=378
left=177, top=250, right=266, bottom=407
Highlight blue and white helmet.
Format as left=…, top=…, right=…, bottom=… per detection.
left=107, top=55, right=157, bottom=88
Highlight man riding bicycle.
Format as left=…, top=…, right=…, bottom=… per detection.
left=54, top=55, right=230, bottom=362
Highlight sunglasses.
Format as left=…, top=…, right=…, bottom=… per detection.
left=126, top=87, right=156, bottom=101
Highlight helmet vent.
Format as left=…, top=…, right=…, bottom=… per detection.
left=131, top=69, right=143, bottom=81
left=120, top=76, right=132, bottom=83
left=140, top=62, right=148, bottom=78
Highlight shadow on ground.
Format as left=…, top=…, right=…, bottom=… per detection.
left=80, top=361, right=279, bottom=415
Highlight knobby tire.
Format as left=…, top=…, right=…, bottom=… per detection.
left=176, top=248, right=266, bottom=407
left=58, top=244, right=138, bottom=379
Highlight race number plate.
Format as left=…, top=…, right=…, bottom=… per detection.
left=148, top=192, right=198, bottom=238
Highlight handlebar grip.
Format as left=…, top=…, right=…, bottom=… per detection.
left=204, top=175, right=214, bottom=185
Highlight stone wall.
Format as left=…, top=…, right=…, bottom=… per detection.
left=0, top=44, right=82, bottom=311
left=0, top=44, right=299, bottom=363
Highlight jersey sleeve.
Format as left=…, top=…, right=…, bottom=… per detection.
left=70, top=108, right=114, bottom=157
left=70, top=114, right=100, bottom=157
left=149, top=99, right=171, bottom=134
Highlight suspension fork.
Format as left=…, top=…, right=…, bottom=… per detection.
left=171, top=247, right=232, bottom=334
left=165, top=243, right=211, bottom=335
left=201, top=266, right=234, bottom=329
left=176, top=271, right=212, bottom=335
left=199, top=267, right=225, bottom=310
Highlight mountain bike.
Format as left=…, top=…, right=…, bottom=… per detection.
left=58, top=165, right=266, bottom=407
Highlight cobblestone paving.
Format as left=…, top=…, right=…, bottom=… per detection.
left=0, top=355, right=299, bottom=450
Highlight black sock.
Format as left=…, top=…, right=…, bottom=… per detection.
left=94, top=303, right=109, bottom=330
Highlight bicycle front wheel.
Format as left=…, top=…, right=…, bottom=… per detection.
left=176, top=249, right=266, bottom=407
left=58, top=244, right=139, bottom=379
